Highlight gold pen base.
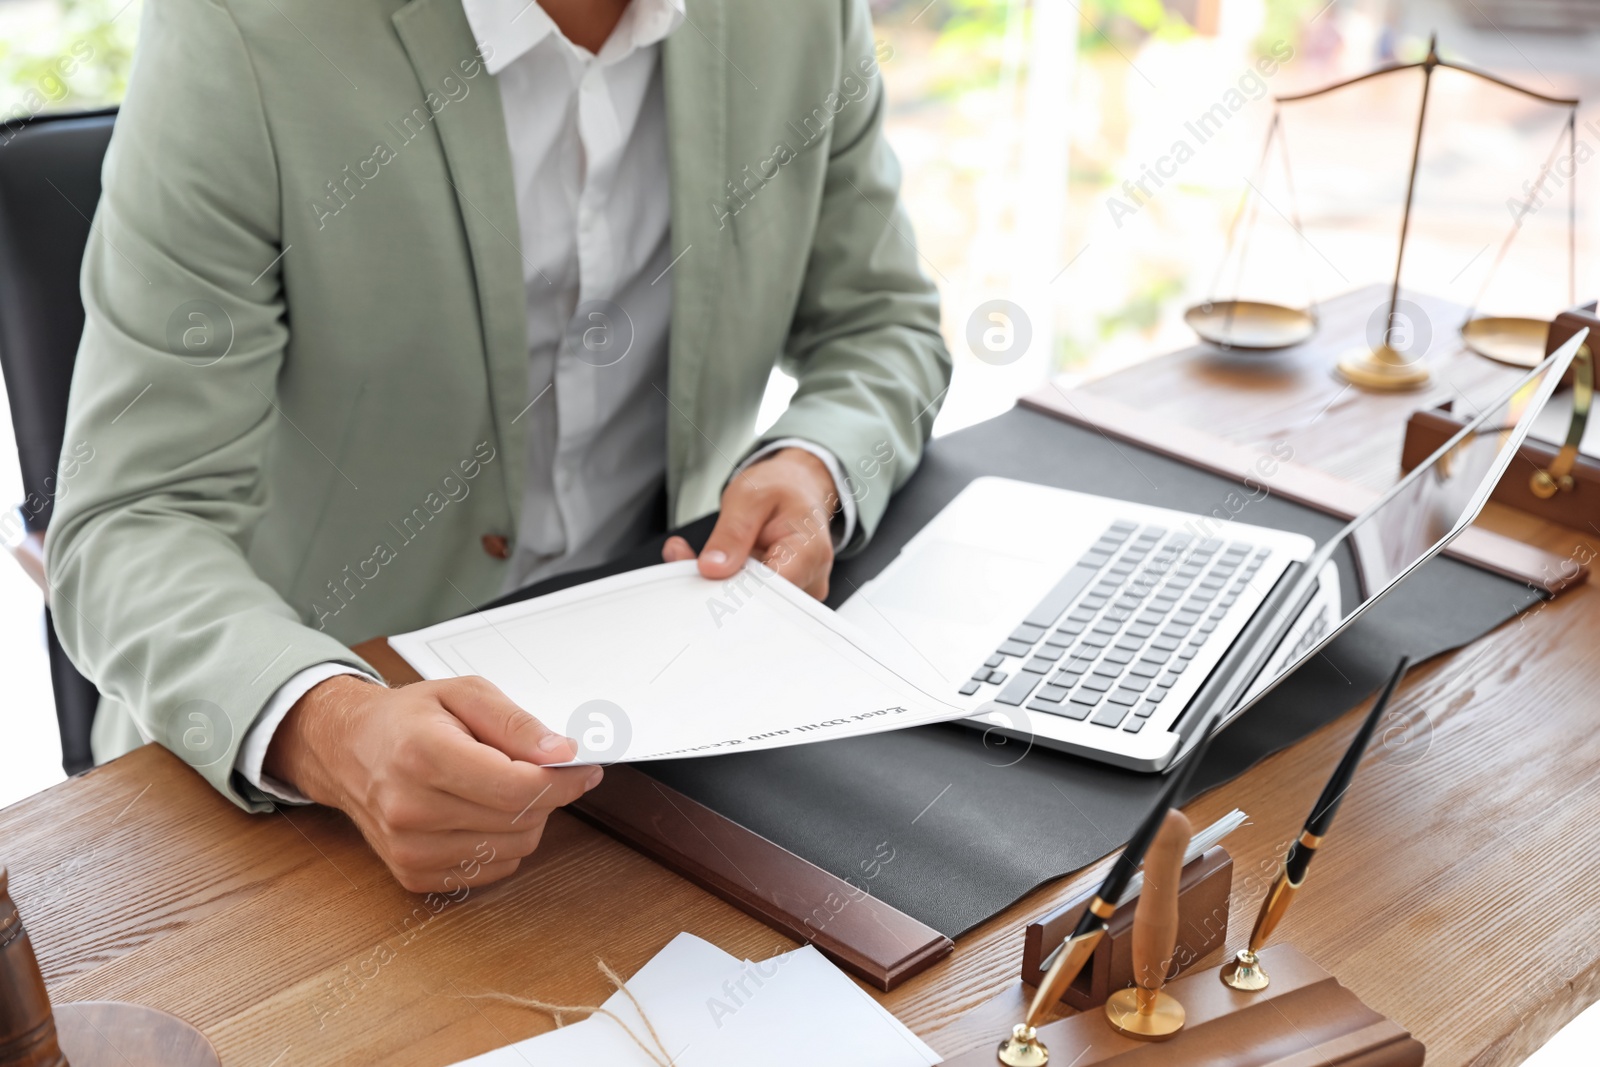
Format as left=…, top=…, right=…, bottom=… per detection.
left=1335, top=343, right=1431, bottom=390
left=1104, top=987, right=1186, bottom=1040
left=996, top=1023, right=1049, bottom=1066
left=1220, top=949, right=1271, bottom=991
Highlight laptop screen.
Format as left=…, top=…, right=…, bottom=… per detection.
left=1222, top=331, right=1587, bottom=725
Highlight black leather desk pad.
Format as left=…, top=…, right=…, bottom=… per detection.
left=486, top=406, right=1540, bottom=938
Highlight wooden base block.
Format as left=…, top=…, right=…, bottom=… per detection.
left=943, top=945, right=1423, bottom=1067
left=1021, top=848, right=1232, bottom=1010
left=54, top=1002, right=220, bottom=1067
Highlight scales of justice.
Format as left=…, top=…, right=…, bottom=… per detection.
left=1184, top=33, right=1579, bottom=389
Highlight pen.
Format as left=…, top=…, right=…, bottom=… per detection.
left=1223, top=655, right=1410, bottom=991
left=1036, top=807, right=1247, bottom=973
left=1023, top=719, right=1219, bottom=1030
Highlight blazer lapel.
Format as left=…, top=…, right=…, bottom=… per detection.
left=662, top=0, right=730, bottom=524
left=392, top=0, right=528, bottom=516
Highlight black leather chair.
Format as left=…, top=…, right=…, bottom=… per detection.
left=0, top=107, right=117, bottom=775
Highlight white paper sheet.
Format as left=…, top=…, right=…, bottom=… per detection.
left=447, top=932, right=939, bottom=1067
left=389, top=561, right=966, bottom=765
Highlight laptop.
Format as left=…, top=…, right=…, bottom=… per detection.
left=837, top=332, right=1586, bottom=772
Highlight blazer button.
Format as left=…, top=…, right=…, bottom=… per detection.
left=481, top=534, right=511, bottom=560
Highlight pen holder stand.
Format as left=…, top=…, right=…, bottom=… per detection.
left=946, top=944, right=1423, bottom=1067
left=1020, top=847, right=1232, bottom=1011
left=0, top=865, right=221, bottom=1067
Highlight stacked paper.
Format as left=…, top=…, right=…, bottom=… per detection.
left=449, top=932, right=939, bottom=1066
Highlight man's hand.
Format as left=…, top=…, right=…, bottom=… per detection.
left=264, top=674, right=601, bottom=894
left=662, top=446, right=839, bottom=599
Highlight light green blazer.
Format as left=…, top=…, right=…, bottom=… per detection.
left=45, top=0, right=949, bottom=809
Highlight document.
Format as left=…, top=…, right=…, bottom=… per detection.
left=389, top=561, right=966, bottom=765
left=447, top=932, right=939, bottom=1067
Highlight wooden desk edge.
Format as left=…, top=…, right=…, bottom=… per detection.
left=348, top=637, right=953, bottom=993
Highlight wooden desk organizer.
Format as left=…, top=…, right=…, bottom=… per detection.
left=1020, top=848, right=1232, bottom=1010
left=945, top=944, right=1423, bottom=1067
left=1402, top=310, right=1597, bottom=535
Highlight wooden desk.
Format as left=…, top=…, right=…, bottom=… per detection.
left=4, top=287, right=1596, bottom=1066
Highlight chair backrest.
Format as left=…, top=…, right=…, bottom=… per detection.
left=0, top=107, right=116, bottom=532
left=0, top=107, right=117, bottom=777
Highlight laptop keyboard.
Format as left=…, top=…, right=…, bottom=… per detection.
left=962, top=522, right=1269, bottom=734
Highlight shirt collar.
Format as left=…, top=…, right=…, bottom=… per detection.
left=462, top=0, right=686, bottom=75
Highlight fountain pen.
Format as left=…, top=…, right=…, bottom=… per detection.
left=1223, top=655, right=1410, bottom=990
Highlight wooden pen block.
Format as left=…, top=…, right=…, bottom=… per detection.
left=1020, top=848, right=1232, bottom=1010
left=944, top=944, right=1423, bottom=1067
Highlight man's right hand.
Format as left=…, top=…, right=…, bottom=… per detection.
left=264, top=674, right=602, bottom=893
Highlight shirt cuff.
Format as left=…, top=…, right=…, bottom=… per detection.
left=737, top=438, right=857, bottom=550
left=235, top=662, right=378, bottom=805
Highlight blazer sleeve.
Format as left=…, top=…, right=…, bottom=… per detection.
left=756, top=0, right=953, bottom=555
left=44, top=0, right=372, bottom=811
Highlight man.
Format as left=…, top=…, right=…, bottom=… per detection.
left=46, top=0, right=948, bottom=894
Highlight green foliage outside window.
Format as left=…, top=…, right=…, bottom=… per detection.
left=0, top=0, right=140, bottom=123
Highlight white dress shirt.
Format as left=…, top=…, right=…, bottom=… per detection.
left=235, top=0, right=855, bottom=802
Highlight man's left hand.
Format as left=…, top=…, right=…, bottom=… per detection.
left=662, top=447, right=838, bottom=600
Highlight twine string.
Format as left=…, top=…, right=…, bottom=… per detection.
left=464, top=957, right=677, bottom=1066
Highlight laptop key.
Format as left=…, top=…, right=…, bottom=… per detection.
left=1023, top=657, right=1053, bottom=674
left=1119, top=674, right=1150, bottom=691
left=1033, top=644, right=1064, bottom=661
left=1080, top=551, right=1112, bottom=568
left=998, top=640, right=1033, bottom=657
left=1128, top=660, right=1160, bottom=678
left=1035, top=683, right=1069, bottom=703
left=1079, top=595, right=1108, bottom=611
left=1157, top=672, right=1180, bottom=687
left=1091, top=703, right=1130, bottom=727
left=1135, top=701, right=1159, bottom=717
left=988, top=669, right=1008, bottom=683
left=1146, top=688, right=1166, bottom=702
left=1079, top=674, right=1113, bottom=692
left=984, top=654, right=1004, bottom=668
left=1126, top=622, right=1155, bottom=638
left=1122, top=716, right=1146, bottom=733
left=1079, top=632, right=1110, bottom=649
left=1113, top=635, right=1144, bottom=652
left=1054, top=619, right=1087, bottom=636
left=1011, top=623, right=1047, bottom=644
left=1040, top=699, right=1092, bottom=720
left=995, top=673, right=1042, bottom=705
left=1102, top=647, right=1135, bottom=664
left=1092, top=660, right=1124, bottom=678
left=1059, top=658, right=1094, bottom=675
left=1093, top=619, right=1122, bottom=635
left=1022, top=564, right=1101, bottom=629
left=1151, top=635, right=1180, bottom=651
left=960, top=680, right=981, bottom=696
left=1069, top=689, right=1103, bottom=707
